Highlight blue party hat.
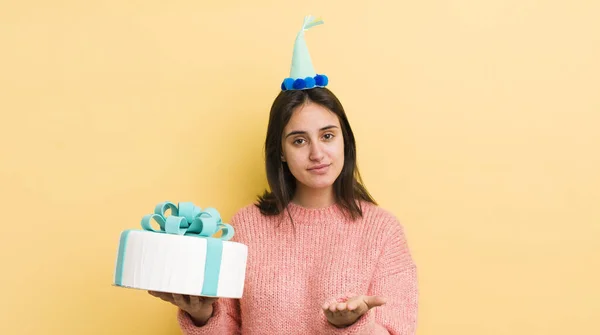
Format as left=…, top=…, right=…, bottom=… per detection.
left=281, top=15, right=329, bottom=91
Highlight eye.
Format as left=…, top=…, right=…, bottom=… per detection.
left=323, top=133, right=334, bottom=140
left=293, top=138, right=306, bottom=145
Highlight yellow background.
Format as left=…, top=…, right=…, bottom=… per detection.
left=1, top=1, right=598, bottom=334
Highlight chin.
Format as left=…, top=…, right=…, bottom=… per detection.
left=301, top=177, right=337, bottom=190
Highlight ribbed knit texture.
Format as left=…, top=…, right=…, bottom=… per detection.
left=177, top=201, right=418, bottom=335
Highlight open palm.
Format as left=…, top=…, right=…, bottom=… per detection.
left=322, top=295, right=387, bottom=328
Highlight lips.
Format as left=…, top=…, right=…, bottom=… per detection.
left=308, top=163, right=331, bottom=171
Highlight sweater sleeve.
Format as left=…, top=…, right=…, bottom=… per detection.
left=318, top=218, right=419, bottom=335
left=177, top=298, right=241, bottom=335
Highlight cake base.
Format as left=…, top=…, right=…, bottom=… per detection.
left=113, top=229, right=247, bottom=298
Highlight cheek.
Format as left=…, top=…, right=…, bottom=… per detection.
left=285, top=151, right=306, bottom=169
left=328, top=141, right=345, bottom=161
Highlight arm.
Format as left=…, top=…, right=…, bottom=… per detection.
left=177, top=297, right=241, bottom=335
left=319, top=219, right=419, bottom=335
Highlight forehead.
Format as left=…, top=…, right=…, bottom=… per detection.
left=285, top=102, right=340, bottom=130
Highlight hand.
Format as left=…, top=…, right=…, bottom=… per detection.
left=322, top=295, right=387, bottom=328
left=148, top=291, right=218, bottom=326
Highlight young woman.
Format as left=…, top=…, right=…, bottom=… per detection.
left=149, top=87, right=419, bottom=334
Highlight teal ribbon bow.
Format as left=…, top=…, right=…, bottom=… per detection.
left=139, top=201, right=234, bottom=296
left=141, top=201, right=234, bottom=241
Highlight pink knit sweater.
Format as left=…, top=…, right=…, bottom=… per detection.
left=177, top=201, right=418, bottom=334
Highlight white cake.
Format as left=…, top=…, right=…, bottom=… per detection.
left=113, top=202, right=248, bottom=298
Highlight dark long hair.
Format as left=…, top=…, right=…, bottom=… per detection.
left=255, top=87, right=376, bottom=220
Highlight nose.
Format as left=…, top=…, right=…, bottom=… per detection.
left=309, top=141, right=324, bottom=162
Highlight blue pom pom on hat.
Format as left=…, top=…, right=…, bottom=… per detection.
left=281, top=15, right=329, bottom=91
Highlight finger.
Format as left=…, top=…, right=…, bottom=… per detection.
left=344, top=296, right=369, bottom=315
left=363, top=295, right=387, bottom=309
left=337, top=302, right=347, bottom=311
left=189, top=295, right=200, bottom=310
left=150, top=291, right=175, bottom=303
left=329, top=303, right=338, bottom=312
left=347, top=300, right=359, bottom=311
left=172, top=294, right=188, bottom=308
left=322, top=297, right=336, bottom=310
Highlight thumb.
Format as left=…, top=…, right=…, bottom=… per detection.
left=363, top=295, right=387, bottom=309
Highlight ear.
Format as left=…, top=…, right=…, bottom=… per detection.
left=280, top=147, right=287, bottom=162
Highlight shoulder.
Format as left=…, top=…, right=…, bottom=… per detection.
left=229, top=202, right=279, bottom=227
left=227, top=202, right=281, bottom=243
left=359, top=201, right=402, bottom=226
left=358, top=201, right=406, bottom=237
left=358, top=202, right=415, bottom=266
left=357, top=203, right=417, bottom=275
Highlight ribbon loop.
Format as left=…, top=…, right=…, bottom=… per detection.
left=140, top=202, right=234, bottom=241
left=141, top=214, right=166, bottom=232
left=218, top=223, right=235, bottom=240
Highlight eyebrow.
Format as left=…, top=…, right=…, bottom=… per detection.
left=285, top=125, right=339, bottom=138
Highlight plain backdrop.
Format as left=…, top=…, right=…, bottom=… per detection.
left=1, top=1, right=598, bottom=334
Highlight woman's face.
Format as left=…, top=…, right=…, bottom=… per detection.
left=281, top=101, right=345, bottom=192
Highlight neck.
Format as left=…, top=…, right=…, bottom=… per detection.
left=292, top=185, right=336, bottom=209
